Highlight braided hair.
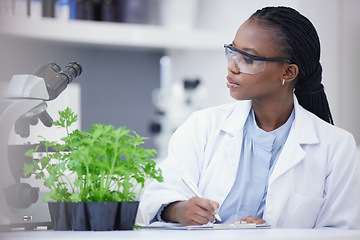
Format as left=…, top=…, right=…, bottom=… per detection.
left=249, top=6, right=334, bottom=125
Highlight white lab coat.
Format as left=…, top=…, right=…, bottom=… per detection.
left=139, top=96, right=360, bottom=229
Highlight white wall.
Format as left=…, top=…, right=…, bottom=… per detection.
left=340, top=0, right=360, bottom=142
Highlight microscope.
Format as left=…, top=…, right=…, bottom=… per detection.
left=0, top=62, right=82, bottom=230
left=149, top=56, right=207, bottom=161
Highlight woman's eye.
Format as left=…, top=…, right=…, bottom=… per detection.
left=243, top=57, right=254, bottom=64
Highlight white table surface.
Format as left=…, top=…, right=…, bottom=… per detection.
left=1, top=228, right=360, bottom=240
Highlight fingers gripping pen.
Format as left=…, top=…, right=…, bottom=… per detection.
left=182, top=176, right=222, bottom=222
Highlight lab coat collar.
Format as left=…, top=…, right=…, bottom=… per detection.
left=219, top=100, right=251, bottom=136
left=291, top=95, right=319, bottom=145
left=219, top=95, right=319, bottom=144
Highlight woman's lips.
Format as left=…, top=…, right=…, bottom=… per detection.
left=227, top=75, right=239, bottom=88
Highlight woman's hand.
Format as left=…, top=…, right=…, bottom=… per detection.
left=161, top=197, right=220, bottom=226
left=234, top=216, right=266, bottom=225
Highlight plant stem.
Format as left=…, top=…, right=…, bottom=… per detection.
left=62, top=173, right=75, bottom=193
left=99, top=170, right=106, bottom=201
left=85, top=162, right=90, bottom=201
left=103, top=147, right=118, bottom=199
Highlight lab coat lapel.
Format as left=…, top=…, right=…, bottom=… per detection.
left=220, top=100, right=251, bottom=135
left=207, top=133, right=243, bottom=205
left=268, top=96, right=319, bottom=185
left=268, top=136, right=305, bottom=186
left=209, top=101, right=251, bottom=205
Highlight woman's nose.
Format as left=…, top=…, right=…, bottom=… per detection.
left=227, top=59, right=240, bottom=74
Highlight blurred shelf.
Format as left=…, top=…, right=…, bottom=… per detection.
left=0, top=17, right=228, bottom=51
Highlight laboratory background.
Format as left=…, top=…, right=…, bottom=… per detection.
left=0, top=0, right=359, bottom=230
left=1, top=0, right=360, bottom=153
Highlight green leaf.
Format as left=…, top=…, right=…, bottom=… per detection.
left=42, top=193, right=52, bottom=202
left=24, top=149, right=34, bottom=158
left=23, top=163, right=34, bottom=177
left=38, top=172, right=45, bottom=178
left=69, top=193, right=80, bottom=202
left=39, top=156, right=51, bottom=170
left=44, top=175, right=56, bottom=188
left=53, top=107, right=78, bottom=129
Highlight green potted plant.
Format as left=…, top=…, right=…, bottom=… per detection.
left=24, top=107, right=163, bottom=231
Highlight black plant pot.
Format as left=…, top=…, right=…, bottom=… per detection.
left=48, top=201, right=139, bottom=231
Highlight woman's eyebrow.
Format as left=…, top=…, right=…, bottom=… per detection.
left=243, top=48, right=260, bottom=56
left=232, top=41, right=260, bottom=56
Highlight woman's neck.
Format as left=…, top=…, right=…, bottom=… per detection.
left=251, top=94, right=294, bottom=132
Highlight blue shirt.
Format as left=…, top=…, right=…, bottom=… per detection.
left=219, top=108, right=295, bottom=223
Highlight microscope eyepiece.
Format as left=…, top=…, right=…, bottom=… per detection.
left=34, top=61, right=82, bottom=101
left=60, top=61, right=82, bottom=84
left=49, top=62, right=61, bottom=73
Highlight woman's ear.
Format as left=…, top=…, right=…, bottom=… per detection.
left=283, top=64, right=299, bottom=83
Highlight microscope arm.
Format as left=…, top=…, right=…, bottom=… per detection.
left=0, top=100, right=44, bottom=182
left=0, top=62, right=82, bottom=225
left=0, top=75, right=48, bottom=224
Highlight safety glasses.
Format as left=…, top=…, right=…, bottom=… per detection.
left=224, top=44, right=292, bottom=74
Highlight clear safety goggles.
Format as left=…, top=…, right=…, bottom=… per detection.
left=224, top=44, right=292, bottom=74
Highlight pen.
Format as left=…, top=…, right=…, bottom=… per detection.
left=182, top=176, right=222, bottom=222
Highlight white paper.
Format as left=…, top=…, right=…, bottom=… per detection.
left=145, top=221, right=270, bottom=230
